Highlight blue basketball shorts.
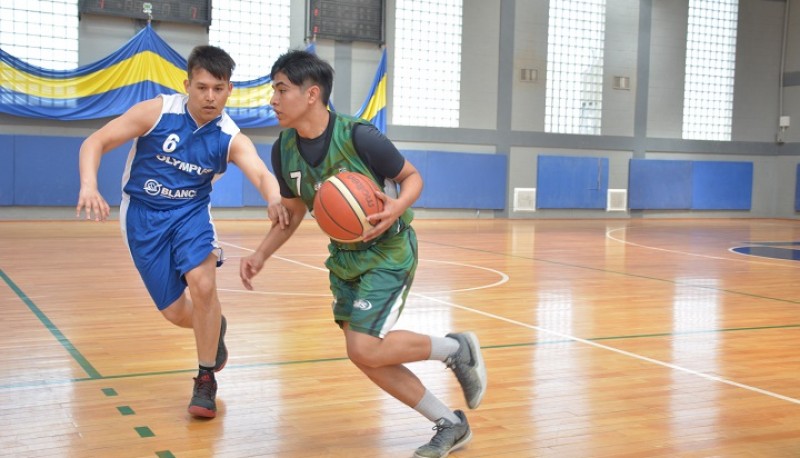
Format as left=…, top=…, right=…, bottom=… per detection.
left=120, top=197, right=220, bottom=310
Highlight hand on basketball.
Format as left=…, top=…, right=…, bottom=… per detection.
left=362, top=192, right=396, bottom=242
left=76, top=187, right=110, bottom=222
left=239, top=253, right=265, bottom=290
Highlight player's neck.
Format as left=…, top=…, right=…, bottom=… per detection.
left=295, top=109, right=330, bottom=140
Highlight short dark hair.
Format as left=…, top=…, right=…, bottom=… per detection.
left=270, top=50, right=334, bottom=105
left=187, top=45, right=236, bottom=82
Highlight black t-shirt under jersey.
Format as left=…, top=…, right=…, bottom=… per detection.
left=271, top=112, right=406, bottom=199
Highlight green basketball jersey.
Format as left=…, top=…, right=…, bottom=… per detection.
left=278, top=113, right=413, bottom=248
left=279, top=113, right=419, bottom=336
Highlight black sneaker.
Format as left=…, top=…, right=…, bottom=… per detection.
left=214, top=315, right=228, bottom=372
left=188, top=371, right=217, bottom=418
left=445, top=332, right=487, bottom=409
left=414, top=410, right=472, bottom=458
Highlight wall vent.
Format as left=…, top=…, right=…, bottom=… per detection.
left=613, top=76, right=631, bottom=90
left=513, top=188, right=537, bottom=212
left=607, top=189, right=627, bottom=212
left=519, top=68, right=538, bottom=82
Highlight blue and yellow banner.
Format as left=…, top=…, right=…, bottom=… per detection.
left=0, top=26, right=387, bottom=130
left=0, top=24, right=279, bottom=127
left=354, top=48, right=387, bottom=134
left=0, top=25, right=186, bottom=121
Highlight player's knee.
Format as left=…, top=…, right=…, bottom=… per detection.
left=346, top=344, right=382, bottom=368
left=161, top=295, right=190, bottom=326
left=187, top=276, right=216, bottom=303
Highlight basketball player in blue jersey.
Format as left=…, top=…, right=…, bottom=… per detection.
left=76, top=45, right=289, bottom=419
left=239, top=50, right=487, bottom=458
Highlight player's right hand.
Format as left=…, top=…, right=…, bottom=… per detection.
left=76, top=188, right=110, bottom=222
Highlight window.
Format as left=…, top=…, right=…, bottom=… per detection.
left=682, top=0, right=738, bottom=141
left=209, top=0, right=291, bottom=81
left=393, top=0, right=462, bottom=128
left=545, top=0, right=606, bottom=135
left=0, top=1, right=79, bottom=70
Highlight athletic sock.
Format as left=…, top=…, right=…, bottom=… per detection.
left=413, top=389, right=460, bottom=424
left=428, top=336, right=460, bottom=361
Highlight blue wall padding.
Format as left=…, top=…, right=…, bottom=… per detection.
left=6, top=135, right=129, bottom=206
left=0, top=134, right=508, bottom=210
left=629, top=159, right=693, bottom=209
left=692, top=161, right=752, bottom=210
left=210, top=166, right=243, bottom=207
left=14, top=135, right=83, bottom=205
left=398, top=150, right=430, bottom=207
left=422, top=151, right=507, bottom=209
left=241, top=142, right=275, bottom=206
left=536, top=155, right=608, bottom=209
left=0, top=136, right=14, bottom=205
left=796, top=164, right=800, bottom=212
left=629, top=159, right=754, bottom=210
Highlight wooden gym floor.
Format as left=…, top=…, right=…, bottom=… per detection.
left=1, top=218, right=800, bottom=457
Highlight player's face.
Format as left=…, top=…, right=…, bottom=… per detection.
left=270, top=71, right=313, bottom=128
left=184, top=68, right=232, bottom=126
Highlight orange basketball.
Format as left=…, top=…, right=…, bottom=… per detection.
left=313, top=171, right=384, bottom=243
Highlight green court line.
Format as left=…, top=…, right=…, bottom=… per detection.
left=2, top=322, right=800, bottom=391
left=156, top=452, right=176, bottom=458
left=4, top=242, right=800, bottom=391
left=0, top=268, right=101, bottom=379
left=0, top=356, right=354, bottom=390
left=117, top=406, right=135, bottom=415
left=135, top=426, right=154, bottom=438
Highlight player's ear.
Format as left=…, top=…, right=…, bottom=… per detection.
left=307, top=84, right=321, bottom=104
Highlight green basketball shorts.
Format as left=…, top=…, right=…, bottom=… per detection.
left=326, top=226, right=418, bottom=338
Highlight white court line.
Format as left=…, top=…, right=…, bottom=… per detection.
left=219, top=239, right=800, bottom=405
left=419, top=293, right=800, bottom=406
left=606, top=226, right=800, bottom=269
left=219, top=241, right=510, bottom=294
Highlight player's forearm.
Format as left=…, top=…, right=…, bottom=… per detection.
left=78, top=139, right=104, bottom=189
left=254, top=211, right=303, bottom=258
left=258, top=172, right=283, bottom=206
left=396, top=172, right=423, bottom=211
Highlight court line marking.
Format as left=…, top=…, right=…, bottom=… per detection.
left=419, top=293, right=800, bottom=405
left=2, top=236, right=793, bottom=406
left=221, top=240, right=800, bottom=406
left=218, top=241, right=510, bottom=294
left=606, top=226, right=800, bottom=269
left=0, top=268, right=102, bottom=379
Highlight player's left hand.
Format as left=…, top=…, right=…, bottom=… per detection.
left=362, top=192, right=398, bottom=242
left=267, top=199, right=290, bottom=229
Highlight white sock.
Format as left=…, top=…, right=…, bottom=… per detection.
left=413, top=389, right=460, bottom=424
left=428, top=336, right=460, bottom=361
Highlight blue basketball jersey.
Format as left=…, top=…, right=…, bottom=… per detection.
left=121, top=94, right=239, bottom=210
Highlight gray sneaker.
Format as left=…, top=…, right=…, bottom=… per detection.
left=414, top=410, right=472, bottom=458
left=445, top=332, right=487, bottom=409
left=188, top=371, right=217, bottom=418
left=214, top=315, right=228, bottom=372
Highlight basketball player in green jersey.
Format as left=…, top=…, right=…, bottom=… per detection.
left=239, top=50, right=487, bottom=458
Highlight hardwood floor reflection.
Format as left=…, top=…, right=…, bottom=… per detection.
left=2, top=218, right=800, bottom=457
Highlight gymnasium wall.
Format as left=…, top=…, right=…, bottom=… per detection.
left=1, top=0, right=800, bottom=220
left=0, top=134, right=508, bottom=210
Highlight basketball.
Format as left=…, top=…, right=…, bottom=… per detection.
left=313, top=171, right=384, bottom=243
